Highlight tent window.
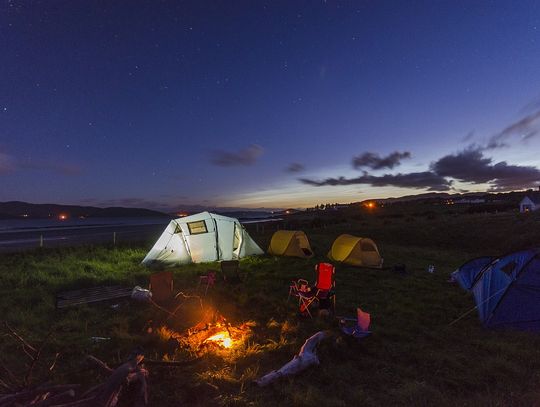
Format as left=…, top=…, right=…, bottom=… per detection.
left=187, top=220, right=208, bottom=235
left=361, top=242, right=376, bottom=251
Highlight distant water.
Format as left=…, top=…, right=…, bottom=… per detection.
left=0, top=217, right=171, bottom=233
left=0, top=214, right=278, bottom=252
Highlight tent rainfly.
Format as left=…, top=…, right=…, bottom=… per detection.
left=327, top=234, right=383, bottom=268
left=267, top=230, right=314, bottom=258
left=452, top=249, right=540, bottom=331
left=142, top=212, right=263, bottom=266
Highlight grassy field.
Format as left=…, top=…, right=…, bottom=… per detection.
left=2, top=211, right=540, bottom=406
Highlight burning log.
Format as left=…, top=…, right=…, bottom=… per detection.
left=255, top=331, right=330, bottom=387
left=152, top=311, right=254, bottom=355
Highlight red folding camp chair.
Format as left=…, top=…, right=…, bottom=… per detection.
left=149, top=271, right=174, bottom=303
left=297, top=262, right=336, bottom=318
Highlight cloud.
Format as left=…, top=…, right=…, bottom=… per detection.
left=352, top=151, right=411, bottom=170
left=0, top=152, right=16, bottom=174
left=487, top=109, right=540, bottom=149
left=285, top=162, right=305, bottom=173
left=0, top=150, right=81, bottom=176
left=18, top=160, right=81, bottom=175
left=431, top=147, right=540, bottom=191
left=300, top=146, right=540, bottom=193
left=211, top=144, right=264, bottom=167
left=461, top=130, right=475, bottom=143
left=300, top=171, right=452, bottom=191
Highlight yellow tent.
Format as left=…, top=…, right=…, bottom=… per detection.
left=328, top=234, right=382, bottom=267
left=267, top=230, right=314, bottom=258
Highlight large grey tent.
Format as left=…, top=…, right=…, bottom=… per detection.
left=142, top=212, right=263, bottom=266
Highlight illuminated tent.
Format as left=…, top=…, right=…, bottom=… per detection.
left=142, top=212, right=263, bottom=266
left=267, top=230, right=314, bottom=258
left=327, top=234, right=383, bottom=267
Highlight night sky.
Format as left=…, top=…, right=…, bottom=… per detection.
left=2, top=1, right=540, bottom=211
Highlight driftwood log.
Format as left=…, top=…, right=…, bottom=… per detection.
left=255, top=331, right=329, bottom=387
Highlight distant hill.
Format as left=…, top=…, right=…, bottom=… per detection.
left=357, top=190, right=536, bottom=205
left=0, top=201, right=170, bottom=219
left=216, top=210, right=274, bottom=219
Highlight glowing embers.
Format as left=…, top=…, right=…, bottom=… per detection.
left=204, top=329, right=233, bottom=349
left=188, top=320, right=253, bottom=353
left=153, top=311, right=254, bottom=356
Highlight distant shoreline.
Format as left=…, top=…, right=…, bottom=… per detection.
left=0, top=214, right=280, bottom=252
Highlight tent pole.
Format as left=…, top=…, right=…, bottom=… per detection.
left=448, top=286, right=507, bottom=327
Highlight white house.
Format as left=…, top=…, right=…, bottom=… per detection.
left=520, top=193, right=540, bottom=213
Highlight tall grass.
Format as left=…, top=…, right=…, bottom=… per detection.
left=2, top=212, right=540, bottom=405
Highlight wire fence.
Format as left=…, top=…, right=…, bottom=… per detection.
left=0, top=218, right=356, bottom=253
left=0, top=228, right=159, bottom=253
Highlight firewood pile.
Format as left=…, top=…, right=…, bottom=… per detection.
left=0, top=322, right=197, bottom=407
left=1, top=351, right=150, bottom=407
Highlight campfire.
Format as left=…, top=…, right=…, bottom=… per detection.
left=154, top=311, right=254, bottom=355
left=186, top=320, right=252, bottom=353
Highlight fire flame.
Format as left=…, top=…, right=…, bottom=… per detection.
left=204, top=331, right=233, bottom=348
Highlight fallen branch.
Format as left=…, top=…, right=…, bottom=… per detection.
left=31, top=389, right=77, bottom=407
left=0, top=327, right=157, bottom=407
left=0, top=384, right=80, bottom=407
left=4, top=321, right=37, bottom=354
left=255, top=331, right=329, bottom=387
left=86, top=355, right=114, bottom=375
left=128, top=369, right=148, bottom=407
left=0, top=357, right=20, bottom=390
left=49, top=352, right=61, bottom=372
left=93, top=355, right=143, bottom=407
left=62, top=352, right=146, bottom=407
left=25, top=330, right=53, bottom=386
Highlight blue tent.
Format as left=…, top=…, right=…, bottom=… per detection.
left=452, top=249, right=540, bottom=331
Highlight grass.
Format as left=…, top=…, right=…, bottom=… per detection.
left=2, top=211, right=540, bottom=406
